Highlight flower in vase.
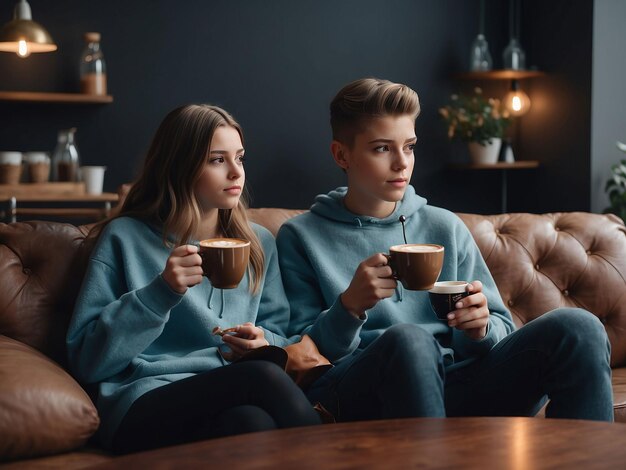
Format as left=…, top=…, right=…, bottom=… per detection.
left=439, top=88, right=511, bottom=145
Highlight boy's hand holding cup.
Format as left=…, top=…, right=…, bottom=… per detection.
left=428, top=281, right=470, bottom=320
left=341, top=253, right=398, bottom=318
left=430, top=280, right=489, bottom=340
left=342, top=244, right=445, bottom=319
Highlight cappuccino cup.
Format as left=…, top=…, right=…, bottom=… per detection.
left=198, top=238, right=250, bottom=289
left=386, top=244, right=444, bottom=291
left=428, top=281, right=470, bottom=320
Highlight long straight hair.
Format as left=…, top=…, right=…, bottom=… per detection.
left=94, top=104, right=264, bottom=293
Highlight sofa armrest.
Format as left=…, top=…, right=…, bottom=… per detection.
left=0, top=335, right=100, bottom=462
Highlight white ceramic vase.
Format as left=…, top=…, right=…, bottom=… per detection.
left=468, top=138, right=501, bottom=164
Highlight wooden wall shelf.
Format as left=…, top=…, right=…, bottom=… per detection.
left=447, top=161, right=540, bottom=213
left=0, top=182, right=119, bottom=223
left=448, top=161, right=540, bottom=170
left=0, top=91, right=113, bottom=104
left=0, top=182, right=118, bottom=202
left=456, top=70, right=545, bottom=81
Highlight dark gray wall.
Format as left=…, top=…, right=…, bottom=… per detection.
left=0, top=0, right=592, bottom=214
left=512, top=0, right=593, bottom=212
left=591, top=0, right=626, bottom=213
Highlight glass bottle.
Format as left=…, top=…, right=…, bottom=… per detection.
left=503, top=0, right=526, bottom=70
left=469, top=0, right=492, bottom=71
left=502, top=38, right=526, bottom=70
left=51, top=128, right=80, bottom=182
left=80, top=32, right=107, bottom=95
left=469, top=34, right=493, bottom=71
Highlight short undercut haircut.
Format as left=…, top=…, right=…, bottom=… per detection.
left=330, top=77, right=421, bottom=146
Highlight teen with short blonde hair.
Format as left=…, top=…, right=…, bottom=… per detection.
left=277, top=78, right=613, bottom=423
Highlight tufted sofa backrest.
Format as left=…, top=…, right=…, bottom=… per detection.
left=248, top=208, right=307, bottom=236
left=457, top=212, right=626, bottom=367
left=0, top=222, right=92, bottom=368
left=1, top=210, right=625, bottom=370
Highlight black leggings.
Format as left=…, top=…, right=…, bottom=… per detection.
left=111, top=360, right=320, bottom=454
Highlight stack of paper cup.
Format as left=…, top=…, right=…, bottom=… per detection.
left=0, top=151, right=22, bottom=184
left=81, top=166, right=106, bottom=195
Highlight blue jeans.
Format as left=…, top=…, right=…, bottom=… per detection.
left=307, top=308, right=613, bottom=422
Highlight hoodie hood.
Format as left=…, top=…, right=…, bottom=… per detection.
left=310, top=185, right=427, bottom=226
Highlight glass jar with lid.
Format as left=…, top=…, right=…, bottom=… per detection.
left=80, top=32, right=107, bottom=95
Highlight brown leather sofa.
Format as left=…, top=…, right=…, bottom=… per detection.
left=1, top=209, right=626, bottom=467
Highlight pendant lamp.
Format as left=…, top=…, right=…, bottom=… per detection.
left=504, top=79, right=531, bottom=116
left=0, top=0, right=56, bottom=58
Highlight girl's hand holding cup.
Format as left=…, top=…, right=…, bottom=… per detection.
left=162, top=245, right=204, bottom=294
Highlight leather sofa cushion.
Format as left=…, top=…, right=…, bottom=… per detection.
left=0, top=335, right=99, bottom=462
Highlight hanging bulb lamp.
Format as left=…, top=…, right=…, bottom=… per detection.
left=0, top=0, right=56, bottom=58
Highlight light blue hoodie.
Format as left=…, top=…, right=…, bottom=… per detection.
left=277, top=186, right=515, bottom=370
left=67, top=216, right=291, bottom=448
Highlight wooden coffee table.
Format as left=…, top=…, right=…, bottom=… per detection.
left=91, top=417, right=626, bottom=469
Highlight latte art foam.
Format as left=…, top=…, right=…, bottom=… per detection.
left=200, top=238, right=249, bottom=248
left=206, top=241, right=241, bottom=247
left=391, top=244, right=443, bottom=253
left=429, top=281, right=468, bottom=294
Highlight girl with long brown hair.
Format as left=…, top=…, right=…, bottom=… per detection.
left=67, top=104, right=319, bottom=454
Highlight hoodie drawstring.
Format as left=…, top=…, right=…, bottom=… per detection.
left=395, top=283, right=404, bottom=302
left=353, top=217, right=363, bottom=228
left=219, top=289, right=225, bottom=318
left=207, top=286, right=214, bottom=310
left=208, top=285, right=226, bottom=318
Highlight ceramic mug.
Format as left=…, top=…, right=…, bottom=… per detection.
left=386, top=244, right=444, bottom=291
left=198, top=238, right=250, bottom=289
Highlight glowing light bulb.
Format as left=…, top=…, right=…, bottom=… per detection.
left=504, top=80, right=531, bottom=117
left=512, top=95, right=522, bottom=112
left=17, top=40, right=30, bottom=58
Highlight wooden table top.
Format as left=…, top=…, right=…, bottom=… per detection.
left=91, top=417, right=626, bottom=469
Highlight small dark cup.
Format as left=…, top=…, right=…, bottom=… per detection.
left=428, top=281, right=469, bottom=320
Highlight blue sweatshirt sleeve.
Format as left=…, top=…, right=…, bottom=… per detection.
left=451, top=219, right=515, bottom=358
left=67, top=251, right=183, bottom=384
left=277, top=224, right=364, bottom=361
left=254, top=230, right=292, bottom=348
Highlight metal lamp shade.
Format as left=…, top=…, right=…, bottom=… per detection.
left=0, top=18, right=57, bottom=53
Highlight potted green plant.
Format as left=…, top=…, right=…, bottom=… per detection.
left=439, top=87, right=511, bottom=164
left=603, top=141, right=626, bottom=222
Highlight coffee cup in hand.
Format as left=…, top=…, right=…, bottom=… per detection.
left=428, top=281, right=470, bottom=320
left=198, top=238, right=250, bottom=289
left=387, top=244, right=444, bottom=291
